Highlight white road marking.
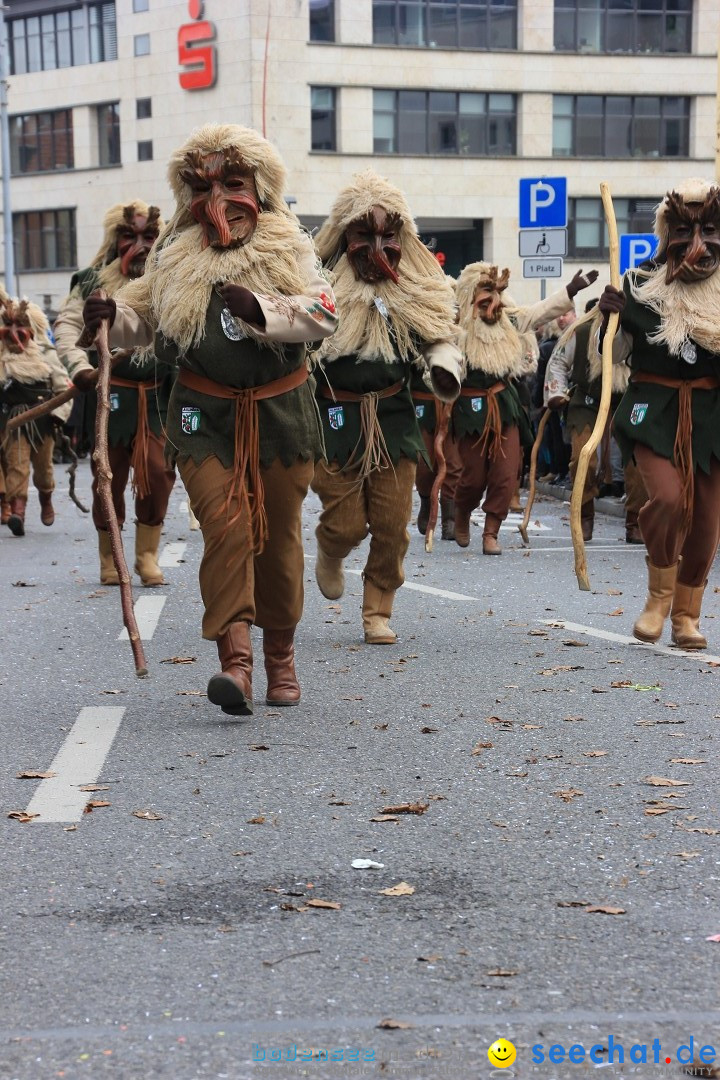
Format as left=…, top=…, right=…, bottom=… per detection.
left=542, top=619, right=720, bottom=664
left=179, top=500, right=188, bottom=512
left=118, top=595, right=167, bottom=640
left=159, top=541, right=187, bottom=567
left=25, top=707, right=126, bottom=823
left=344, top=567, right=476, bottom=602
left=519, top=545, right=646, bottom=553
left=471, top=511, right=550, bottom=533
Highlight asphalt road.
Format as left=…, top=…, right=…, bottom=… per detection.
left=1, top=460, right=718, bottom=1080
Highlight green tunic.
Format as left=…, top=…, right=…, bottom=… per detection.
left=566, top=320, right=622, bottom=436
left=408, top=366, right=439, bottom=435
left=160, top=293, right=324, bottom=470
left=316, top=352, right=425, bottom=468
left=454, top=368, right=534, bottom=449
left=72, top=267, right=173, bottom=448
left=613, top=272, right=720, bottom=473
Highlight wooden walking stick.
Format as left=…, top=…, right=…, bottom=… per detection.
left=519, top=407, right=550, bottom=546
left=570, top=182, right=620, bottom=591
left=425, top=400, right=451, bottom=553
left=94, top=303, right=148, bottom=677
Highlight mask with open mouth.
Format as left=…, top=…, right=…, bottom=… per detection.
left=663, top=188, right=720, bottom=285
left=345, top=205, right=402, bottom=284
left=472, top=266, right=510, bottom=324
left=0, top=298, right=33, bottom=353
left=116, top=205, right=161, bottom=279
left=180, top=148, right=260, bottom=249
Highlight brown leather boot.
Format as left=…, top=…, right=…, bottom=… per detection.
left=263, top=628, right=300, bottom=706
left=440, top=497, right=455, bottom=541
left=633, top=559, right=678, bottom=643
left=625, top=511, right=643, bottom=545
left=38, top=489, right=55, bottom=526
left=482, top=513, right=503, bottom=555
left=135, top=523, right=165, bottom=586
left=7, top=496, right=27, bottom=537
left=362, top=579, right=397, bottom=644
left=98, top=530, right=120, bottom=586
left=416, top=495, right=431, bottom=536
left=207, top=621, right=253, bottom=715
left=455, top=506, right=471, bottom=548
left=508, top=485, right=523, bottom=513
left=581, top=502, right=594, bottom=542
left=0, top=494, right=10, bottom=525
left=670, top=581, right=708, bottom=650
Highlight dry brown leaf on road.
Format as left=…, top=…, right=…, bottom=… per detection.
left=79, top=784, right=111, bottom=792
left=557, top=900, right=590, bottom=908
left=159, top=656, right=197, bottom=664
left=670, top=851, right=701, bottom=858
left=606, top=609, right=624, bottom=616
left=472, top=742, right=494, bottom=755
left=679, top=826, right=719, bottom=835
left=247, top=815, right=266, bottom=824
left=417, top=954, right=442, bottom=963
left=669, top=758, right=707, bottom=765
left=381, top=802, right=429, bottom=815
left=379, top=882, right=415, bottom=896
left=305, top=899, right=341, bottom=910
left=487, top=968, right=518, bottom=976
left=7, top=811, right=39, bottom=822
left=84, top=800, right=111, bottom=813
left=644, top=776, right=691, bottom=787
left=370, top=814, right=400, bottom=823
left=585, top=905, right=626, bottom=915
left=16, top=770, right=56, bottom=779
left=582, top=751, right=608, bottom=758
left=132, top=809, right=163, bottom=820
left=553, top=789, right=584, bottom=802
left=563, top=640, right=589, bottom=647
left=377, top=1018, right=414, bottom=1030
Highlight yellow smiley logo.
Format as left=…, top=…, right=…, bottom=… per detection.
left=488, top=1039, right=517, bottom=1068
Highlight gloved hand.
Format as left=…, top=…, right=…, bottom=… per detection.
left=547, top=395, right=568, bottom=412
left=72, top=368, right=98, bottom=394
left=82, top=293, right=116, bottom=334
left=566, top=269, right=600, bottom=300
left=218, top=284, right=265, bottom=328
left=597, top=284, right=625, bottom=325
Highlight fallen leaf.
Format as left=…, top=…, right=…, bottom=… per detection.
left=563, top=715, right=586, bottom=722
left=644, top=776, right=691, bottom=787
left=79, top=784, right=111, bottom=792
left=12, top=581, right=36, bottom=587
left=553, top=788, right=584, bottom=802
left=486, top=968, right=518, bottom=977
left=585, top=905, right=626, bottom=915
left=680, top=826, right=719, bottom=835
left=471, top=741, right=494, bottom=755
left=176, top=690, right=205, bottom=696
left=582, top=751, right=608, bottom=758
left=232, top=851, right=251, bottom=856
left=611, top=680, right=633, bottom=688
left=562, top=640, right=588, bottom=647
left=420, top=726, right=438, bottom=734
left=159, top=656, right=197, bottom=664
left=247, top=815, right=266, bottom=824
left=539, top=665, right=584, bottom=675
left=381, top=802, right=428, bottom=815
left=132, top=809, right=163, bottom=820
left=84, top=800, right=111, bottom=813
left=606, top=588, right=622, bottom=595
left=249, top=744, right=269, bottom=752
left=669, top=758, right=706, bottom=765
left=377, top=1018, right=414, bottom=1030
left=7, top=811, right=39, bottom=822
left=417, top=954, right=442, bottom=963
left=305, top=899, right=341, bottom=910
left=557, top=900, right=590, bottom=908
left=670, top=851, right=701, bottom=858
left=645, top=807, right=672, bottom=816
left=16, top=770, right=56, bottom=779
left=379, top=881, right=415, bottom=896
left=607, top=608, right=624, bottom=616
left=370, top=815, right=400, bottom=823
left=63, top=824, right=77, bottom=832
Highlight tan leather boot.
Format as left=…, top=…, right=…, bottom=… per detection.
left=362, top=579, right=397, bottom=644
left=207, top=621, right=253, bottom=715
left=482, top=513, right=503, bottom=555
left=581, top=502, right=594, bottom=542
left=0, top=493, right=10, bottom=525
left=454, top=506, right=471, bottom=548
left=416, top=495, right=431, bottom=535
left=671, top=581, right=708, bottom=650
left=632, top=559, right=678, bottom=643
left=315, top=544, right=344, bottom=599
left=7, top=496, right=27, bottom=537
left=98, top=530, right=120, bottom=586
left=440, top=497, right=455, bottom=541
left=263, top=628, right=300, bottom=706
left=135, top=523, right=165, bottom=586
left=38, top=489, right=55, bottom=526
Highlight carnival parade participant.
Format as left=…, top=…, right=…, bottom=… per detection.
left=311, top=171, right=462, bottom=644
left=453, top=262, right=598, bottom=554
left=81, top=124, right=338, bottom=714
left=410, top=362, right=464, bottom=542
left=599, top=178, right=720, bottom=650
left=544, top=298, right=646, bottom=543
left=0, top=294, right=72, bottom=536
left=54, top=200, right=175, bottom=587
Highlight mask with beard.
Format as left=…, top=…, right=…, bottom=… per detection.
left=472, top=266, right=510, bottom=324
left=0, top=297, right=33, bottom=353
left=180, top=148, right=260, bottom=249
left=662, top=188, right=720, bottom=285
left=116, top=205, right=161, bottom=279
left=345, top=205, right=402, bottom=284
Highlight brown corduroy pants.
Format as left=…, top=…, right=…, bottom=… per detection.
left=312, top=457, right=416, bottom=592
left=415, top=428, right=463, bottom=500
left=91, top=434, right=176, bottom=530
left=454, top=425, right=521, bottom=522
left=634, top=444, right=720, bottom=587
left=570, top=425, right=646, bottom=515
left=3, top=431, right=55, bottom=500
left=179, top=453, right=314, bottom=639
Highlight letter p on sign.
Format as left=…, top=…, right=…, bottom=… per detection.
left=519, top=178, right=567, bottom=229
left=620, top=234, right=659, bottom=275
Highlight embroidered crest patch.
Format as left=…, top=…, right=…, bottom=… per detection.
left=471, top=397, right=484, bottom=413
left=630, top=402, right=649, bottom=426
left=221, top=307, right=245, bottom=341
left=328, top=405, right=344, bottom=430
left=109, top=393, right=120, bottom=411
left=415, top=404, right=425, bottom=419
left=181, top=406, right=201, bottom=434
left=585, top=394, right=596, bottom=407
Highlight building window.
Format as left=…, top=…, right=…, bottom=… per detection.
left=133, top=0, right=149, bottom=10
left=9, top=4, right=117, bottom=73
left=311, top=87, right=336, bottom=151
left=372, top=0, right=516, bottom=49
left=136, top=97, right=152, bottom=120
left=553, top=95, right=689, bottom=158
left=134, top=33, right=150, bottom=56
left=310, top=0, right=335, bottom=41
left=554, top=0, right=691, bottom=54
left=10, top=109, right=73, bottom=175
left=97, top=103, right=120, bottom=166
left=14, top=209, right=76, bottom=271
left=374, top=89, right=516, bottom=155
left=569, top=196, right=657, bottom=259
left=138, top=140, right=153, bottom=161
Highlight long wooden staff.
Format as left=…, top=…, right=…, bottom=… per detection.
left=425, top=400, right=451, bottom=553
left=94, top=306, right=148, bottom=677
left=570, top=182, right=620, bottom=591
left=518, top=407, right=550, bottom=546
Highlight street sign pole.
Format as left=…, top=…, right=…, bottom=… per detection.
left=519, top=179, right=568, bottom=306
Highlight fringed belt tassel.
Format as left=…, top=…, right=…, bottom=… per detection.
left=461, top=381, right=506, bottom=460
left=631, top=372, right=720, bottom=533
left=110, top=376, right=163, bottom=501
left=178, top=364, right=309, bottom=553
left=320, top=380, right=404, bottom=481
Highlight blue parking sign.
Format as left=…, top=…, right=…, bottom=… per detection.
left=620, top=234, right=658, bottom=275
left=519, top=178, right=567, bottom=229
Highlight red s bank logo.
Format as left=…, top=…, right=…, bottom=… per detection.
left=178, top=0, right=217, bottom=91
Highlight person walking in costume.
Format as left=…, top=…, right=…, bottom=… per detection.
left=599, top=178, right=720, bottom=650
left=0, top=294, right=72, bottom=536
left=544, top=299, right=646, bottom=543
left=312, top=171, right=461, bottom=644
left=82, top=124, right=338, bottom=714
left=54, top=200, right=175, bottom=587
left=453, top=262, right=597, bottom=554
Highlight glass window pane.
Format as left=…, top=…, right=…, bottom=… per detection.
left=41, top=14, right=57, bottom=70
left=103, top=3, right=118, bottom=60
left=398, top=3, right=425, bottom=45
left=459, top=93, right=485, bottom=116
left=489, top=93, right=514, bottom=111
left=662, top=116, right=686, bottom=156
left=554, top=95, right=574, bottom=116
left=37, top=112, right=52, bottom=170
left=26, top=17, right=41, bottom=72
left=11, top=21, right=27, bottom=76
left=488, top=112, right=515, bottom=153
left=459, top=5, right=486, bottom=48
left=489, top=8, right=515, bottom=47
left=373, top=3, right=396, bottom=43
left=429, top=91, right=457, bottom=153
left=311, top=88, right=335, bottom=150
left=310, top=0, right=335, bottom=41
left=576, top=115, right=603, bottom=155
left=398, top=90, right=427, bottom=153
left=552, top=115, right=573, bottom=155
left=577, top=10, right=602, bottom=50
left=605, top=106, right=632, bottom=155
left=636, top=12, right=663, bottom=51
left=664, top=13, right=690, bottom=51
left=428, top=4, right=457, bottom=47
left=633, top=113, right=660, bottom=156
left=554, top=9, right=576, bottom=51
left=72, top=8, right=87, bottom=65
left=42, top=211, right=58, bottom=268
